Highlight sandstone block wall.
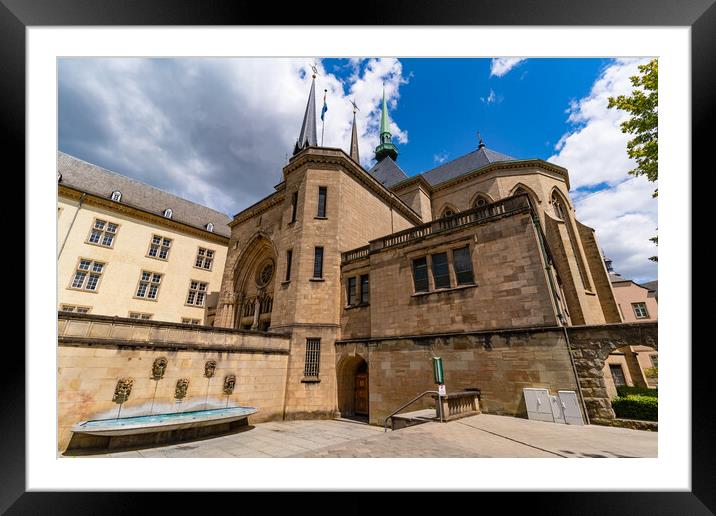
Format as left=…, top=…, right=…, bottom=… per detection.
left=57, top=314, right=290, bottom=452
left=342, top=211, right=559, bottom=338
left=336, top=328, right=579, bottom=426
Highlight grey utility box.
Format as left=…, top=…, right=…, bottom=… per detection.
left=557, top=390, right=585, bottom=425
left=549, top=395, right=566, bottom=424
left=523, top=388, right=554, bottom=422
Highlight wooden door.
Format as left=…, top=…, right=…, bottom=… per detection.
left=354, top=372, right=369, bottom=416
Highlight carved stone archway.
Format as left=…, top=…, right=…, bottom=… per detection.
left=566, top=322, right=657, bottom=421
left=227, top=232, right=278, bottom=330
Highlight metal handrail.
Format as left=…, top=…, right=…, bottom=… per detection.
left=383, top=390, right=443, bottom=432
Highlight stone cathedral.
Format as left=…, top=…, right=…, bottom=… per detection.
left=212, top=73, right=626, bottom=423
left=58, top=72, right=657, bottom=452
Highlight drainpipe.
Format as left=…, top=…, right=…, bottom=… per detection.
left=528, top=204, right=590, bottom=424
left=562, top=326, right=591, bottom=425
left=58, top=192, right=85, bottom=259
left=529, top=208, right=565, bottom=325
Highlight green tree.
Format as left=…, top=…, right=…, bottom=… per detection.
left=608, top=58, right=658, bottom=261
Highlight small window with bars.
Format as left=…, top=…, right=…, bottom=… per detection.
left=304, top=338, right=321, bottom=378
left=186, top=280, right=208, bottom=306
left=195, top=247, right=215, bottom=270
left=148, top=235, right=172, bottom=260
left=60, top=304, right=91, bottom=313
left=135, top=271, right=162, bottom=300
left=313, top=247, right=324, bottom=279
left=70, top=259, right=105, bottom=292
left=128, top=312, right=153, bottom=320
left=285, top=249, right=293, bottom=281
left=87, top=218, right=119, bottom=248
left=317, top=186, right=327, bottom=218
left=290, top=191, right=298, bottom=223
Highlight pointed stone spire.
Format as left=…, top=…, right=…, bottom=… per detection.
left=293, top=71, right=318, bottom=156
left=349, top=101, right=360, bottom=163
left=374, top=85, right=398, bottom=162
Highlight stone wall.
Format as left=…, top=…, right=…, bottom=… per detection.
left=336, top=321, right=658, bottom=426
left=57, top=313, right=291, bottom=452
left=336, top=327, right=579, bottom=426
left=565, top=322, right=658, bottom=420
left=341, top=208, right=560, bottom=339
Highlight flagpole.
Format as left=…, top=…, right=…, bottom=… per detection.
left=321, top=89, right=327, bottom=146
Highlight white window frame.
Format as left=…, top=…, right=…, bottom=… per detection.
left=68, top=258, right=105, bottom=292
left=86, top=218, right=119, bottom=248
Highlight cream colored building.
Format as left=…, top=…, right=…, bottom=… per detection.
left=57, top=152, right=230, bottom=324
left=602, top=260, right=658, bottom=396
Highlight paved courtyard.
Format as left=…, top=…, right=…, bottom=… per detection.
left=67, top=413, right=657, bottom=458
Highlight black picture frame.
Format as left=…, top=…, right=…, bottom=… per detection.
left=5, top=0, right=710, bottom=513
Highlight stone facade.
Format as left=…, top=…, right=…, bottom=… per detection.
left=58, top=138, right=653, bottom=449
left=57, top=313, right=290, bottom=452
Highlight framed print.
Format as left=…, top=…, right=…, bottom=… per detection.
left=5, top=0, right=712, bottom=512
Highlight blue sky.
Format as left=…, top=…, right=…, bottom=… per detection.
left=58, top=57, right=657, bottom=282
left=324, top=58, right=611, bottom=178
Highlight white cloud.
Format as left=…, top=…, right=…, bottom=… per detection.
left=490, top=58, right=527, bottom=77
left=549, top=58, right=658, bottom=282
left=59, top=57, right=408, bottom=215
left=480, top=89, right=498, bottom=104
left=549, top=58, right=652, bottom=190
left=433, top=152, right=448, bottom=164
left=575, top=177, right=657, bottom=283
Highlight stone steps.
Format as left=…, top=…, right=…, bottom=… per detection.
left=389, top=409, right=438, bottom=430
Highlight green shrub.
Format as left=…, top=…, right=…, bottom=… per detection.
left=616, top=385, right=658, bottom=398
left=611, top=394, right=658, bottom=421
left=644, top=367, right=658, bottom=378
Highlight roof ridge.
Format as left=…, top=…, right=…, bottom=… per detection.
left=58, top=151, right=231, bottom=220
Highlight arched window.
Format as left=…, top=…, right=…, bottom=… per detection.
left=111, top=191, right=122, bottom=202
left=206, top=222, right=214, bottom=232
left=440, top=207, right=456, bottom=218
left=473, top=196, right=490, bottom=208
left=163, top=208, right=173, bottom=219
left=551, top=193, right=566, bottom=220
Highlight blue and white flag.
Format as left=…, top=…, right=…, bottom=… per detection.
left=321, top=90, right=328, bottom=121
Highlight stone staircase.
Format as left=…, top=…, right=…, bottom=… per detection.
left=389, top=409, right=438, bottom=430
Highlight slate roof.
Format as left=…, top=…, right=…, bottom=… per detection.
left=640, top=280, right=658, bottom=297
left=367, top=156, right=409, bottom=188
left=420, top=146, right=515, bottom=186
left=57, top=152, right=232, bottom=238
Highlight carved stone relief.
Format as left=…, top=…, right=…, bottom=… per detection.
left=112, top=378, right=134, bottom=404
left=151, top=357, right=168, bottom=380
left=204, top=360, right=217, bottom=378
left=223, top=375, right=236, bottom=395
left=175, top=378, right=190, bottom=400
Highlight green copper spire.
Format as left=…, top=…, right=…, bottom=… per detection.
left=375, top=85, right=398, bottom=162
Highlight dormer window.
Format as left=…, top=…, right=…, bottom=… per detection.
left=206, top=223, right=214, bottom=232
left=57, top=171, right=62, bottom=183
left=111, top=191, right=122, bottom=202
left=163, top=208, right=173, bottom=219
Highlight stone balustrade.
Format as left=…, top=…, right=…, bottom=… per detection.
left=432, top=391, right=481, bottom=422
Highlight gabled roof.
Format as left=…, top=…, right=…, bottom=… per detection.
left=57, top=152, right=232, bottom=238
left=367, top=156, right=408, bottom=188
left=640, top=280, right=658, bottom=297
left=420, top=146, right=515, bottom=186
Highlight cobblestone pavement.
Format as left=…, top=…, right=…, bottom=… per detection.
left=75, top=414, right=657, bottom=458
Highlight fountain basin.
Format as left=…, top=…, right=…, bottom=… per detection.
left=71, top=406, right=258, bottom=437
